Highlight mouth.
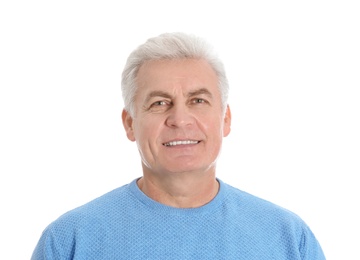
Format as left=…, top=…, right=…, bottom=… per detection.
left=163, top=140, right=200, bottom=147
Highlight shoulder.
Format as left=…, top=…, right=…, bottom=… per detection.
left=220, top=180, right=310, bottom=233
left=215, top=182, right=325, bottom=259
left=42, top=180, right=138, bottom=240
left=32, top=180, right=137, bottom=259
left=221, top=180, right=300, bottom=214
left=219, top=180, right=325, bottom=259
left=54, top=181, right=135, bottom=225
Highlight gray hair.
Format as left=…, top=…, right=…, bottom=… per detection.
left=121, top=32, right=229, bottom=116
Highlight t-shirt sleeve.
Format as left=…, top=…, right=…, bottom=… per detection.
left=31, top=226, right=64, bottom=260
left=299, top=224, right=326, bottom=260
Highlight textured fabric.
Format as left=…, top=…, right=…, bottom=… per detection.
left=32, top=179, right=325, bottom=259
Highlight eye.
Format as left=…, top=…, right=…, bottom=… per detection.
left=147, top=100, right=172, bottom=112
left=152, top=100, right=169, bottom=106
left=191, top=98, right=206, bottom=104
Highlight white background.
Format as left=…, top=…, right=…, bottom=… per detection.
left=1, top=1, right=359, bottom=259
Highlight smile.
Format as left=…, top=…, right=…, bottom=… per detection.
left=163, top=140, right=200, bottom=146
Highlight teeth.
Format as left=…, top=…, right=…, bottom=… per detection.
left=164, top=140, right=199, bottom=146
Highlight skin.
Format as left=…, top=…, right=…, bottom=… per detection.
left=122, top=58, right=231, bottom=208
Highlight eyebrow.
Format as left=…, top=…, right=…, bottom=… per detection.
left=145, top=88, right=213, bottom=103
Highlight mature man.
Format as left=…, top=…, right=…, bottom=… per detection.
left=32, top=32, right=325, bottom=259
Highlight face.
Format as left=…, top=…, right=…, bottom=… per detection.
left=122, top=59, right=231, bottom=176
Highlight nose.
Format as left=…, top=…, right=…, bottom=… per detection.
left=165, top=103, right=195, bottom=128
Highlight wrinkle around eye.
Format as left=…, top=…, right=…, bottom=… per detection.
left=146, top=100, right=172, bottom=113
left=153, top=100, right=170, bottom=106
left=190, top=98, right=209, bottom=105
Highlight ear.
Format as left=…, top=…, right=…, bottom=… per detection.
left=223, top=105, right=231, bottom=137
left=122, top=109, right=136, bottom=141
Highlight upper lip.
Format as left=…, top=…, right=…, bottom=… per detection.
left=162, top=139, right=200, bottom=146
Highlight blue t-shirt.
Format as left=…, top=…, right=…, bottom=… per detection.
left=32, top=179, right=325, bottom=259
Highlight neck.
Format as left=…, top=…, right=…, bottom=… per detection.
left=137, top=170, right=219, bottom=208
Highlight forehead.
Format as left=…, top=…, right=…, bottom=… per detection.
left=135, top=59, right=220, bottom=95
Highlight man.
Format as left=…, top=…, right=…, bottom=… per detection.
left=32, top=32, right=326, bottom=259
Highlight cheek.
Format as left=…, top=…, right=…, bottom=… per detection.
left=204, top=116, right=225, bottom=134
left=133, top=117, right=162, bottom=142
